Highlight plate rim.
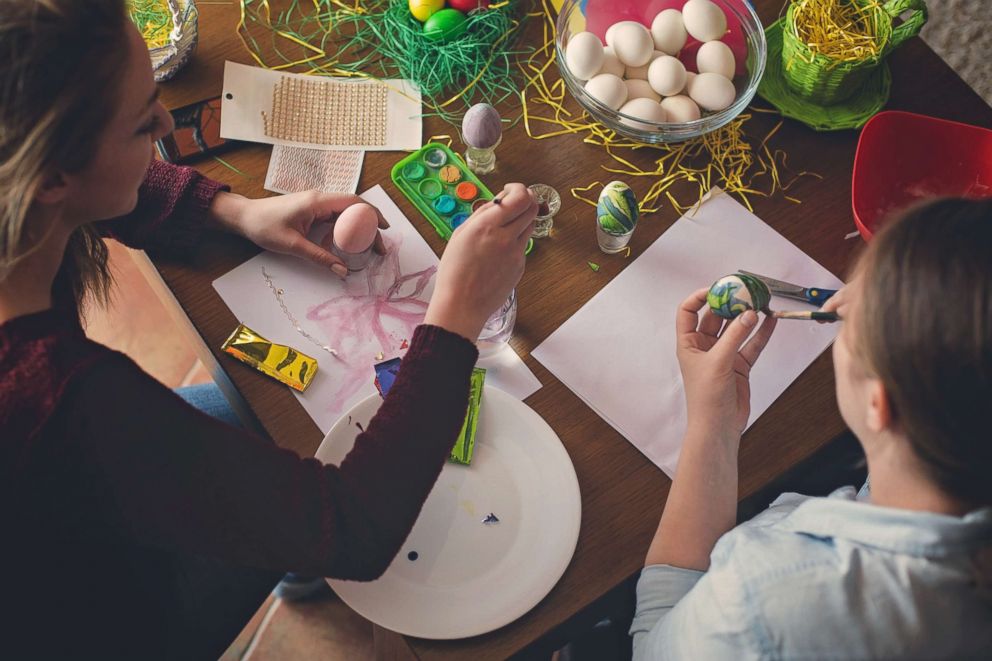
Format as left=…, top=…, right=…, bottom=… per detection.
left=319, top=386, right=582, bottom=639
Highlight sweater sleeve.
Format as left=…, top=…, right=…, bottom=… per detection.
left=61, top=324, right=478, bottom=579
left=96, top=160, right=228, bottom=256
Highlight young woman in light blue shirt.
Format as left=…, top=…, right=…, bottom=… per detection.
left=631, top=197, right=992, bottom=659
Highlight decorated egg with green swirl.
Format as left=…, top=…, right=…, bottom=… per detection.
left=707, top=273, right=771, bottom=319
left=596, top=181, right=639, bottom=236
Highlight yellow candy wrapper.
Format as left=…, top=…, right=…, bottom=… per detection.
left=221, top=323, right=317, bottom=392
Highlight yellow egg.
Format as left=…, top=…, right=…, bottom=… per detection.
left=409, top=0, right=444, bottom=23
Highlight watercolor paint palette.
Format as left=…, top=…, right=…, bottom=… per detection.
left=391, top=143, right=533, bottom=254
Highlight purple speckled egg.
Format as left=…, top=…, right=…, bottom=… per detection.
left=461, top=103, right=502, bottom=149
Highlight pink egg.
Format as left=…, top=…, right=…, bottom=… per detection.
left=333, top=203, right=379, bottom=253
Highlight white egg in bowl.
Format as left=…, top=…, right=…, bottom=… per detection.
left=555, top=0, right=767, bottom=143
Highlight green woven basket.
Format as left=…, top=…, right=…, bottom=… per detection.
left=782, top=0, right=927, bottom=106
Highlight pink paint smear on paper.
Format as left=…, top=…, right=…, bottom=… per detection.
left=306, top=235, right=437, bottom=416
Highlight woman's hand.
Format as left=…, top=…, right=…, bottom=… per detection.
left=819, top=277, right=856, bottom=321
left=209, top=191, right=389, bottom=278
left=424, top=183, right=537, bottom=341
left=676, top=288, right=778, bottom=441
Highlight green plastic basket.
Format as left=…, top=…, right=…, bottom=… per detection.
left=781, top=0, right=927, bottom=106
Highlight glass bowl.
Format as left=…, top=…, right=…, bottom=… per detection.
left=555, top=0, right=766, bottom=143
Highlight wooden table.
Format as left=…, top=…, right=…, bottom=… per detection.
left=142, top=2, right=992, bottom=658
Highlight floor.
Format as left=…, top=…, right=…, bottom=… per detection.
left=89, top=13, right=991, bottom=657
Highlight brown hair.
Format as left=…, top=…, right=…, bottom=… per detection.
left=856, top=197, right=992, bottom=506
left=0, top=0, right=130, bottom=311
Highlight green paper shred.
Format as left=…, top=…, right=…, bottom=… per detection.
left=587, top=261, right=600, bottom=272
left=239, top=0, right=531, bottom=125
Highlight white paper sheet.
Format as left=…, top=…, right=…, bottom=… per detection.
left=213, top=185, right=541, bottom=434
left=220, top=62, right=422, bottom=152
left=531, top=190, right=843, bottom=477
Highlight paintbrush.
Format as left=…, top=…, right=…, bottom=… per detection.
left=767, top=309, right=840, bottom=322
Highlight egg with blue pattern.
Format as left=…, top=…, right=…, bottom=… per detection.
left=596, top=181, right=639, bottom=235
left=707, top=274, right=771, bottom=319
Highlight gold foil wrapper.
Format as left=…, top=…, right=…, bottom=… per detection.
left=221, top=323, right=317, bottom=392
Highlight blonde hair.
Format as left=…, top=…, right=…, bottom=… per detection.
left=0, top=0, right=130, bottom=311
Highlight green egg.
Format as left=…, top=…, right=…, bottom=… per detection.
left=423, top=8, right=468, bottom=42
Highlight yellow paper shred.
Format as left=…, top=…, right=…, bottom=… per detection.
left=521, top=0, right=819, bottom=218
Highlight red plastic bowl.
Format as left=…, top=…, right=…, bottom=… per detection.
left=852, top=111, right=992, bottom=240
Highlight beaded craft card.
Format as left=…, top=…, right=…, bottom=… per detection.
left=220, top=62, right=422, bottom=151
left=264, top=146, right=364, bottom=196
left=213, top=186, right=541, bottom=433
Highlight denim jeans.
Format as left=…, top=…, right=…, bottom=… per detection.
left=175, top=382, right=242, bottom=428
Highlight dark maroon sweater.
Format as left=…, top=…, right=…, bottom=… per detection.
left=0, top=161, right=477, bottom=656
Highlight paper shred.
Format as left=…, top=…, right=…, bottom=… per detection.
left=128, top=0, right=174, bottom=49
left=519, top=0, right=819, bottom=216
left=235, top=0, right=531, bottom=125
left=844, top=230, right=861, bottom=240
left=375, top=351, right=384, bottom=361
left=482, top=513, right=500, bottom=525
left=792, top=0, right=886, bottom=64
left=587, top=261, right=600, bottom=272
left=400, top=339, right=409, bottom=349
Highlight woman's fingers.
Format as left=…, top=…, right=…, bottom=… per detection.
left=676, top=288, right=711, bottom=336
left=739, top=314, right=777, bottom=368
left=713, top=310, right=759, bottom=361
left=698, top=309, right=724, bottom=337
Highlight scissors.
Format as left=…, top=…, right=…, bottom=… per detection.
left=738, top=270, right=838, bottom=306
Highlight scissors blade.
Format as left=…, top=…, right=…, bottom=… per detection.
left=738, top=270, right=805, bottom=296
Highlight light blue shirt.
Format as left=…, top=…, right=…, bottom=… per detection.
left=631, top=485, right=992, bottom=660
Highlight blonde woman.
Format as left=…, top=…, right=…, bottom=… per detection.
left=0, top=1, right=536, bottom=658
left=632, top=198, right=992, bottom=659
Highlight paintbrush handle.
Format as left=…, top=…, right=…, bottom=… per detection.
left=771, top=310, right=840, bottom=322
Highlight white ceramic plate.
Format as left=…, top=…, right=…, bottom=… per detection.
left=315, top=386, right=582, bottom=640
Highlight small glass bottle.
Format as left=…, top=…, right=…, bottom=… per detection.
left=477, top=289, right=517, bottom=359
left=527, top=183, right=561, bottom=239
left=596, top=224, right=635, bottom=254
left=465, top=134, right=501, bottom=175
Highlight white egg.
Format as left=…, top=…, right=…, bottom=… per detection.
left=566, top=31, right=605, bottom=81
left=682, top=70, right=697, bottom=94
left=647, top=55, right=687, bottom=97
left=619, top=98, right=667, bottom=131
left=610, top=21, right=655, bottom=67
left=661, top=95, right=701, bottom=122
left=599, top=46, right=626, bottom=78
left=625, top=78, right=661, bottom=102
left=605, top=23, right=619, bottom=48
left=585, top=73, right=628, bottom=110
left=696, top=40, right=735, bottom=79
left=682, top=0, right=728, bottom=42
left=687, top=71, right=736, bottom=111
left=624, top=50, right=660, bottom=80
left=651, top=9, right=688, bottom=55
